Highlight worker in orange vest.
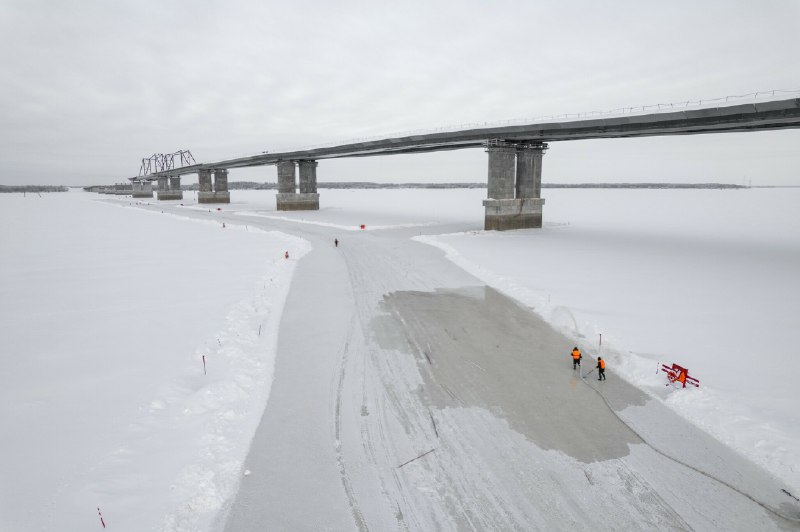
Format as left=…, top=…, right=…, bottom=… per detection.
left=571, top=347, right=582, bottom=370
left=596, top=357, right=606, bottom=381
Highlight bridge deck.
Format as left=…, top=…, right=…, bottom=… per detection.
left=139, top=98, right=800, bottom=179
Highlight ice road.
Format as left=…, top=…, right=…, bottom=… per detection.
left=143, top=200, right=800, bottom=532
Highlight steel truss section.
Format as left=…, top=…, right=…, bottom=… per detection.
left=138, top=150, right=196, bottom=177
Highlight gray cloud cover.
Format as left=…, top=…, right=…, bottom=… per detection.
left=1, top=0, right=798, bottom=186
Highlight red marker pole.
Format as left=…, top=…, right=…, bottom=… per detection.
left=202, top=355, right=206, bottom=375
left=97, top=507, right=106, bottom=528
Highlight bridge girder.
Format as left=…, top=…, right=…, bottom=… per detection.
left=132, top=98, right=800, bottom=181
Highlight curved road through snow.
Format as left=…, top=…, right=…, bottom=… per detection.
left=155, top=203, right=799, bottom=531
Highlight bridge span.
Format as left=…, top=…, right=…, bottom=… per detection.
left=128, top=97, right=800, bottom=230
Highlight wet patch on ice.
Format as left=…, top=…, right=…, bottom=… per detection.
left=375, top=285, right=645, bottom=463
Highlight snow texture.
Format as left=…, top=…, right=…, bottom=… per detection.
left=1, top=187, right=798, bottom=531
left=0, top=191, right=308, bottom=531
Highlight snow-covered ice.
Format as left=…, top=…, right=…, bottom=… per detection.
left=1, top=186, right=798, bottom=530
left=0, top=190, right=308, bottom=530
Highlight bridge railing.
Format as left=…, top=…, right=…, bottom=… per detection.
left=283, top=88, right=800, bottom=153
left=181, top=88, right=800, bottom=168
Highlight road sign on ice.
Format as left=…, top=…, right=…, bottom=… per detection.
left=661, top=363, right=700, bottom=388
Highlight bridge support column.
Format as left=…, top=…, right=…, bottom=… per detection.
left=482, top=140, right=547, bottom=230
left=276, top=160, right=319, bottom=210
left=198, top=169, right=212, bottom=193
left=528, top=142, right=546, bottom=199
left=156, top=177, right=179, bottom=200
left=132, top=180, right=153, bottom=198
left=157, top=176, right=183, bottom=200
left=213, top=169, right=230, bottom=203
left=298, top=160, right=317, bottom=193
left=486, top=144, right=516, bottom=200
left=171, top=176, right=184, bottom=199
left=296, top=160, right=320, bottom=210
left=198, top=169, right=230, bottom=203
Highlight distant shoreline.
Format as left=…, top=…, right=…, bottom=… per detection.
left=0, top=185, right=68, bottom=193
left=11, top=182, right=799, bottom=193
left=178, top=181, right=755, bottom=191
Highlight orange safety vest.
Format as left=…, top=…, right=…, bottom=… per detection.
left=572, top=349, right=581, bottom=360
left=599, top=359, right=605, bottom=369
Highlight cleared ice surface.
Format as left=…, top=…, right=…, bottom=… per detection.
left=220, top=204, right=798, bottom=531
left=414, top=187, right=800, bottom=494
left=152, top=187, right=800, bottom=498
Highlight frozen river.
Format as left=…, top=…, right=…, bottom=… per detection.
left=1, top=187, right=798, bottom=530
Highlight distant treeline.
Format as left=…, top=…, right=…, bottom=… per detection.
left=179, top=181, right=745, bottom=190
left=0, top=185, right=68, bottom=193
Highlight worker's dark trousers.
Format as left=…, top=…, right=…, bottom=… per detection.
left=598, top=369, right=606, bottom=380
left=573, top=359, right=580, bottom=369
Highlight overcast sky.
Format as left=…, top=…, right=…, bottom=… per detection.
left=2, top=0, right=799, bottom=186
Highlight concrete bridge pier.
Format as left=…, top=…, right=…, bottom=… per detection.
left=157, top=176, right=183, bottom=200
left=276, top=160, right=320, bottom=211
left=483, top=140, right=547, bottom=230
left=113, top=183, right=133, bottom=195
left=132, top=180, right=153, bottom=198
left=198, top=168, right=231, bottom=203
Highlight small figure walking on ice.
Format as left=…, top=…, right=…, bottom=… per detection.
left=571, top=347, right=582, bottom=370
left=334, top=238, right=339, bottom=247
left=284, top=251, right=289, bottom=259
left=596, top=357, right=606, bottom=381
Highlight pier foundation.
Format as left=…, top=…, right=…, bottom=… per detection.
left=483, top=141, right=547, bottom=230
left=113, top=183, right=133, bottom=196
left=276, top=160, right=320, bottom=211
left=156, top=176, right=183, bottom=200
left=132, top=180, right=153, bottom=198
left=198, top=169, right=230, bottom=203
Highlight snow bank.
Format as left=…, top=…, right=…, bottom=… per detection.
left=0, top=190, right=309, bottom=531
